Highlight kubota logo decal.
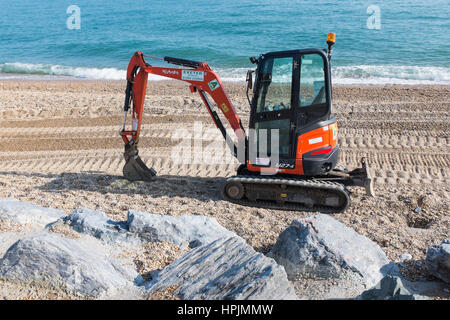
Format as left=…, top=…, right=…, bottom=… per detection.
left=162, top=69, right=179, bottom=75
left=208, top=79, right=220, bottom=91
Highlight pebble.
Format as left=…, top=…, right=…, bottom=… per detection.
left=400, top=253, right=412, bottom=261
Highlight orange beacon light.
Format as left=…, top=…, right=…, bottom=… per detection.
left=327, top=32, right=336, bottom=45
left=327, top=33, right=336, bottom=61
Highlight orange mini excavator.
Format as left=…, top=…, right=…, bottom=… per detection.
left=120, top=34, right=373, bottom=213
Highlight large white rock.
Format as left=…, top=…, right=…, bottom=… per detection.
left=62, top=208, right=139, bottom=244
left=0, top=198, right=64, bottom=228
left=0, top=233, right=142, bottom=298
left=147, top=237, right=297, bottom=300
left=268, top=214, right=399, bottom=289
left=426, top=238, right=450, bottom=283
left=127, top=210, right=236, bottom=249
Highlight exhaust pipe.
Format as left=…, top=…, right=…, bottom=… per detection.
left=123, top=143, right=156, bottom=182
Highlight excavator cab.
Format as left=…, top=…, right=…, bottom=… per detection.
left=246, top=49, right=337, bottom=176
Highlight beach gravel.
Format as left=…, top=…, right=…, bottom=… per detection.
left=0, top=80, right=448, bottom=299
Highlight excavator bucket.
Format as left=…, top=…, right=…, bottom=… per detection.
left=122, top=144, right=156, bottom=182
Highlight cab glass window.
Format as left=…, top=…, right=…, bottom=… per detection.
left=299, top=54, right=326, bottom=107
left=256, top=57, right=293, bottom=113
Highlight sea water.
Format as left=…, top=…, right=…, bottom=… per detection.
left=0, top=0, right=448, bottom=84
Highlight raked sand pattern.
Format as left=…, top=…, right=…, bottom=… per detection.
left=0, top=80, right=448, bottom=292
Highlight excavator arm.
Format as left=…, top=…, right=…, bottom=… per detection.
left=121, top=51, right=247, bottom=181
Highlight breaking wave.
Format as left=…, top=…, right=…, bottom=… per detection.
left=332, top=65, right=450, bottom=85
left=0, top=62, right=126, bottom=80
left=217, top=65, right=450, bottom=84
left=1, top=62, right=449, bottom=85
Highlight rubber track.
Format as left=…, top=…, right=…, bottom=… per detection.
left=221, top=175, right=350, bottom=213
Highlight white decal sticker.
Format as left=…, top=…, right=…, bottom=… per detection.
left=255, top=158, right=270, bottom=166
left=333, top=128, right=337, bottom=140
left=275, top=163, right=295, bottom=169
left=208, top=79, right=220, bottom=91
left=308, top=137, right=323, bottom=144
left=181, top=70, right=204, bottom=81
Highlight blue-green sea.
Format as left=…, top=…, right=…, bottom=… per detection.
left=0, top=0, right=449, bottom=84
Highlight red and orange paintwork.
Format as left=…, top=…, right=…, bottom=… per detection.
left=121, top=52, right=244, bottom=145
left=247, top=122, right=337, bottom=175
left=122, top=51, right=337, bottom=177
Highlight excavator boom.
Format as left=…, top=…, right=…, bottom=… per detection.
left=121, top=52, right=248, bottom=181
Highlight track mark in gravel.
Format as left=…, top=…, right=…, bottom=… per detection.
left=339, top=135, right=450, bottom=150
left=0, top=137, right=178, bottom=152
left=333, top=102, right=450, bottom=113
left=339, top=119, right=449, bottom=132
left=371, top=170, right=448, bottom=186
left=336, top=111, right=450, bottom=122
left=0, top=156, right=237, bottom=178
left=340, top=149, right=449, bottom=169
left=339, top=127, right=449, bottom=138
left=0, top=154, right=447, bottom=186
left=1, top=129, right=448, bottom=163
left=0, top=115, right=211, bottom=129
left=3, top=140, right=446, bottom=170
left=3, top=127, right=447, bottom=156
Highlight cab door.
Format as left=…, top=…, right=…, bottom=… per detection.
left=249, top=54, right=299, bottom=169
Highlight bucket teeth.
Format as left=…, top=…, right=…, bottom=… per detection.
left=123, top=144, right=156, bottom=182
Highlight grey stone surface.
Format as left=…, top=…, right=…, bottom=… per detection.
left=268, top=214, right=399, bottom=288
left=147, top=236, right=297, bottom=300
left=426, top=238, right=450, bottom=283
left=399, top=253, right=412, bottom=261
left=402, top=278, right=449, bottom=298
left=0, top=198, right=64, bottom=228
left=0, top=233, right=142, bottom=297
left=61, top=208, right=139, bottom=244
left=359, top=275, right=428, bottom=300
left=127, top=210, right=236, bottom=249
